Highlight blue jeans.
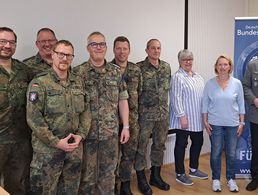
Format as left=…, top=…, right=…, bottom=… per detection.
left=210, top=125, right=238, bottom=180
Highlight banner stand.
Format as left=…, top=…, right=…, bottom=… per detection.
left=234, top=17, right=258, bottom=178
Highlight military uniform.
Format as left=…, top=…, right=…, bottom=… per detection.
left=111, top=59, right=142, bottom=182
left=23, top=53, right=52, bottom=80
left=243, top=59, right=258, bottom=186
left=0, top=59, right=31, bottom=195
left=27, top=68, right=91, bottom=195
left=135, top=57, right=171, bottom=170
left=73, top=60, right=128, bottom=195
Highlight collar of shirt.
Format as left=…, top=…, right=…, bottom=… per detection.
left=35, top=53, right=51, bottom=65
left=144, top=57, right=160, bottom=69
left=49, top=68, right=75, bottom=84
left=179, top=67, right=197, bottom=77
left=88, top=59, right=112, bottom=74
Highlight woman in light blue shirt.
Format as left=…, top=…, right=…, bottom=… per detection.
left=202, top=55, right=245, bottom=193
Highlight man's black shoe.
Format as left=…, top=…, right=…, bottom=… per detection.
left=246, top=179, right=258, bottom=191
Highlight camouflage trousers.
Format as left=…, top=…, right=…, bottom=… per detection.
left=118, top=123, right=139, bottom=182
left=134, top=118, right=169, bottom=171
left=79, top=135, right=118, bottom=195
left=30, top=143, right=83, bottom=195
left=0, top=140, right=31, bottom=195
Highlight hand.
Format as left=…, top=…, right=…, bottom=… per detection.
left=71, top=134, right=82, bottom=146
left=254, top=98, right=258, bottom=108
left=204, top=121, right=212, bottom=136
left=237, top=124, right=244, bottom=137
left=120, top=128, right=130, bottom=144
left=180, top=116, right=188, bottom=129
left=56, top=134, right=80, bottom=152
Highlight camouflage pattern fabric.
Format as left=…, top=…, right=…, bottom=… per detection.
left=110, top=60, right=142, bottom=182
left=0, top=59, right=30, bottom=143
left=78, top=136, right=118, bottom=195
left=137, top=57, right=171, bottom=121
left=30, top=143, right=83, bottom=195
left=27, top=69, right=91, bottom=152
left=73, top=60, right=128, bottom=140
left=0, top=141, right=31, bottom=195
left=135, top=58, right=171, bottom=170
left=73, top=60, right=128, bottom=195
left=0, top=59, right=31, bottom=195
left=23, top=53, right=52, bottom=80
left=27, top=68, right=91, bottom=194
left=135, top=119, right=169, bottom=170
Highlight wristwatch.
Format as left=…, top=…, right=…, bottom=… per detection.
left=123, top=125, right=130, bottom=129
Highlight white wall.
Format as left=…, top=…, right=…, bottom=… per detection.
left=188, top=0, right=248, bottom=81
left=248, top=0, right=258, bottom=16
left=1, top=0, right=184, bottom=67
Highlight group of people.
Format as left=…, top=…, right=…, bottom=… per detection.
left=0, top=26, right=258, bottom=195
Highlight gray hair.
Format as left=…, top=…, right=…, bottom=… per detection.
left=87, top=31, right=105, bottom=45
left=177, top=49, right=194, bottom=62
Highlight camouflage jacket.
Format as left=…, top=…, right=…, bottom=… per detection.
left=0, top=59, right=30, bottom=144
left=23, top=53, right=52, bottom=80
left=111, top=59, right=142, bottom=127
left=26, top=68, right=91, bottom=153
left=73, top=60, right=128, bottom=140
left=137, top=57, right=171, bottom=121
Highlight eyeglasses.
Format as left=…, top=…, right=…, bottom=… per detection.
left=88, top=42, right=106, bottom=49
left=181, top=58, right=193, bottom=62
left=37, top=39, right=57, bottom=45
left=53, top=51, right=74, bottom=60
left=0, top=39, right=16, bottom=46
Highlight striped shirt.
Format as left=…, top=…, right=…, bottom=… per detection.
left=169, top=67, right=204, bottom=132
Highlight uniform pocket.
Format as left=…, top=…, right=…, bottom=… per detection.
left=105, top=80, right=119, bottom=102
left=72, top=89, right=85, bottom=113
left=46, top=89, right=65, bottom=113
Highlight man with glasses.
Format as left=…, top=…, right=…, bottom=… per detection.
left=111, top=36, right=142, bottom=195
left=23, top=28, right=57, bottom=79
left=27, top=40, right=91, bottom=194
left=73, top=32, right=130, bottom=195
left=0, top=27, right=31, bottom=195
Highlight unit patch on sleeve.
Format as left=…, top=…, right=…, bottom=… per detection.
left=29, top=91, right=38, bottom=103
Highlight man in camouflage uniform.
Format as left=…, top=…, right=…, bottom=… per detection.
left=23, top=28, right=57, bottom=79
left=0, top=27, right=31, bottom=195
left=73, top=32, right=130, bottom=195
left=135, top=39, right=171, bottom=195
left=27, top=40, right=91, bottom=194
left=111, top=36, right=142, bottom=195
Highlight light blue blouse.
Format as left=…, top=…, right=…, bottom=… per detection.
left=201, top=76, right=245, bottom=126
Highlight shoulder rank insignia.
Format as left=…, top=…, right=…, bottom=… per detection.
left=29, top=91, right=38, bottom=103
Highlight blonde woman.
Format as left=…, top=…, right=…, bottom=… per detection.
left=202, top=55, right=245, bottom=192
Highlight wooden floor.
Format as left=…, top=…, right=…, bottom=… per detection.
left=130, top=154, right=256, bottom=195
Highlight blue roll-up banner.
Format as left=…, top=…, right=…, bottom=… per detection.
left=234, top=17, right=258, bottom=178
